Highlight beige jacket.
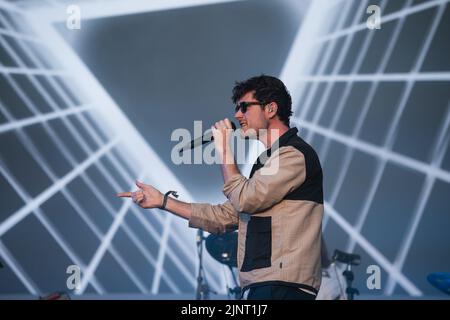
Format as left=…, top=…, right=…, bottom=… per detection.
left=189, top=128, right=324, bottom=293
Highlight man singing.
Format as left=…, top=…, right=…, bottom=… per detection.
left=117, top=75, right=324, bottom=300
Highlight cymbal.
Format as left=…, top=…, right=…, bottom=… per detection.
left=205, top=232, right=238, bottom=268
left=427, top=272, right=450, bottom=295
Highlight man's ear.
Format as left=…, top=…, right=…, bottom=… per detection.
left=266, top=102, right=278, bottom=119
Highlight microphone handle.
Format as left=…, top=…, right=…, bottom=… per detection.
left=180, top=121, right=237, bottom=154
left=193, top=134, right=214, bottom=147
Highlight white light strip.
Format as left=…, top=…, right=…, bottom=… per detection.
left=0, top=139, right=117, bottom=237
left=0, top=28, right=42, bottom=43
left=1, top=25, right=154, bottom=293
left=305, top=0, right=374, bottom=143
left=31, top=11, right=206, bottom=255
left=1, top=9, right=152, bottom=293
left=346, top=1, right=447, bottom=295
left=321, top=0, right=410, bottom=164
left=102, top=244, right=148, bottom=293
left=385, top=3, right=449, bottom=294
left=0, top=104, right=92, bottom=134
left=321, top=0, right=412, bottom=229
left=151, top=213, right=173, bottom=294
left=385, top=102, right=450, bottom=294
left=66, top=150, right=180, bottom=293
left=292, top=119, right=450, bottom=184
left=155, top=210, right=204, bottom=274
left=241, top=0, right=332, bottom=176
left=60, top=187, right=143, bottom=294
left=297, top=0, right=354, bottom=122
left=277, top=0, right=337, bottom=123
left=0, top=0, right=24, bottom=13
left=0, top=152, right=106, bottom=294
left=70, top=115, right=199, bottom=291
left=296, top=72, right=450, bottom=82
left=66, top=157, right=181, bottom=293
left=0, top=66, right=69, bottom=76
left=317, top=0, right=404, bottom=229
left=0, top=11, right=57, bottom=58
left=58, top=109, right=199, bottom=292
left=318, top=0, right=450, bottom=43
left=276, top=0, right=446, bottom=298
left=77, top=174, right=145, bottom=294
left=43, top=170, right=148, bottom=294
left=386, top=178, right=436, bottom=295
left=33, top=210, right=108, bottom=292
left=157, top=208, right=224, bottom=292
left=42, top=126, right=168, bottom=293
left=31, top=0, right=246, bottom=22
left=0, top=30, right=79, bottom=120
left=1, top=56, right=142, bottom=293
left=65, top=122, right=198, bottom=293
left=279, top=0, right=324, bottom=91
left=0, top=63, right=113, bottom=294
left=43, top=0, right=61, bottom=7
left=130, top=206, right=200, bottom=290
left=76, top=116, right=223, bottom=292
left=82, top=154, right=186, bottom=293
left=121, top=219, right=181, bottom=293
left=325, top=202, right=422, bottom=295
left=0, top=241, right=39, bottom=295
left=281, top=0, right=442, bottom=298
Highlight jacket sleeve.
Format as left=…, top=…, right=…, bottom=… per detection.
left=189, top=200, right=239, bottom=234
left=222, top=146, right=306, bottom=214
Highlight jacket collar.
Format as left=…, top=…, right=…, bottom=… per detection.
left=275, top=127, right=298, bottom=148
left=265, top=127, right=298, bottom=156
left=251, top=127, right=299, bottom=176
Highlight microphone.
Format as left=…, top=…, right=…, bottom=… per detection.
left=178, top=121, right=237, bottom=154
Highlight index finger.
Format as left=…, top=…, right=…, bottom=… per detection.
left=116, top=192, right=132, bottom=198
left=224, top=118, right=233, bottom=129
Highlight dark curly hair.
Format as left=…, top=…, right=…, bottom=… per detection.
left=231, top=74, right=293, bottom=126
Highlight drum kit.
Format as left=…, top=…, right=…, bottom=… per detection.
left=204, top=231, right=241, bottom=299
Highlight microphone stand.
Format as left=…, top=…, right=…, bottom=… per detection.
left=332, top=249, right=360, bottom=300
left=227, top=265, right=241, bottom=300
left=195, top=229, right=210, bottom=300
left=343, top=263, right=359, bottom=300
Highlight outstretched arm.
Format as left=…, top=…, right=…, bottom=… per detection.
left=116, top=180, right=192, bottom=220
left=117, top=181, right=238, bottom=234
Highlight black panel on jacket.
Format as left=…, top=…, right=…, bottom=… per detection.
left=249, top=127, right=324, bottom=204
left=241, top=216, right=272, bottom=272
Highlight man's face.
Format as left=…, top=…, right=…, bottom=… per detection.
left=234, top=91, right=268, bottom=139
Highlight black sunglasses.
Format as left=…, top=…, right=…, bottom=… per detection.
left=234, top=101, right=264, bottom=113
